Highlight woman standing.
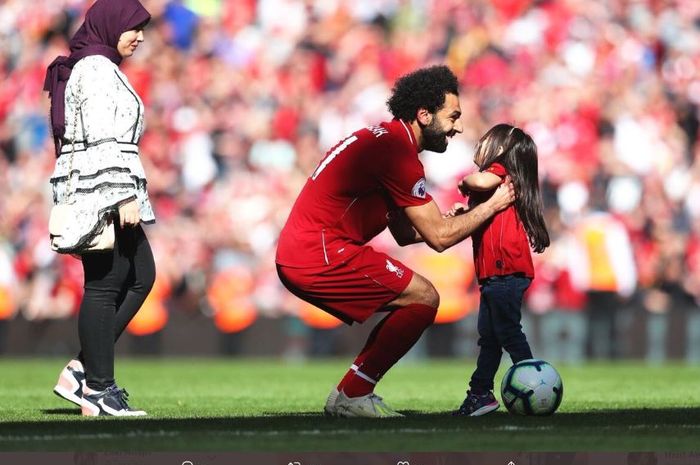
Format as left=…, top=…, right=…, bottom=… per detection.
left=45, top=0, right=155, bottom=416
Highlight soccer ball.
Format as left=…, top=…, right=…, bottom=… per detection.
left=500, top=359, right=563, bottom=416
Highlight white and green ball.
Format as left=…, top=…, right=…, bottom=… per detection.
left=500, top=359, right=563, bottom=416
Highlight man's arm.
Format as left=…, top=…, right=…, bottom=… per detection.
left=404, top=182, right=514, bottom=252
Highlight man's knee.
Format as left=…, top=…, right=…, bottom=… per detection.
left=416, top=277, right=440, bottom=311
left=422, top=284, right=440, bottom=310
left=391, top=273, right=440, bottom=309
left=409, top=275, right=440, bottom=308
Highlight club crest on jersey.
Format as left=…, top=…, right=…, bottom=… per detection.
left=411, top=178, right=427, bottom=199
left=386, top=259, right=404, bottom=278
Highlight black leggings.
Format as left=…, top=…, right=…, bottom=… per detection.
left=78, top=224, right=155, bottom=390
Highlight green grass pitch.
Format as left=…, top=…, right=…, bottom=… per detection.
left=0, top=358, right=698, bottom=451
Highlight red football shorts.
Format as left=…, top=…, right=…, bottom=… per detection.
left=276, top=245, right=414, bottom=325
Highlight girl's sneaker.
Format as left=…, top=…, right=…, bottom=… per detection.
left=453, top=390, right=500, bottom=416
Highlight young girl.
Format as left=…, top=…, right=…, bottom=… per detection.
left=451, top=123, right=550, bottom=416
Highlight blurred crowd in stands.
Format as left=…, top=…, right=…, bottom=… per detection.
left=2, top=0, right=700, bottom=361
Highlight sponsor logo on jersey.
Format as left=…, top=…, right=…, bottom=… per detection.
left=411, top=178, right=427, bottom=199
left=386, top=259, right=404, bottom=278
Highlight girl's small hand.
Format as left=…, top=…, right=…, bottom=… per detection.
left=445, top=202, right=468, bottom=218
left=457, top=178, right=470, bottom=196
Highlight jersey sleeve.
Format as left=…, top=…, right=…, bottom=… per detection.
left=484, top=162, right=507, bottom=178
left=375, top=137, right=433, bottom=208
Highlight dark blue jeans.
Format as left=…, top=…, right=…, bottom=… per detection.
left=469, top=274, right=533, bottom=393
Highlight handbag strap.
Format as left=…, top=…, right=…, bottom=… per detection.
left=64, top=82, right=81, bottom=204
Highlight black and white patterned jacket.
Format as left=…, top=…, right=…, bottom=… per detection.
left=50, top=55, right=155, bottom=249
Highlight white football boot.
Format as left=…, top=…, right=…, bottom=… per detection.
left=334, top=391, right=403, bottom=418
left=323, top=387, right=340, bottom=416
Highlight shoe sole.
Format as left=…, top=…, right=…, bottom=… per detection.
left=334, top=406, right=370, bottom=418
left=81, top=398, right=101, bottom=417
left=53, top=385, right=82, bottom=407
left=335, top=410, right=402, bottom=418
left=469, top=403, right=500, bottom=417
left=334, top=404, right=403, bottom=418
left=80, top=398, right=148, bottom=417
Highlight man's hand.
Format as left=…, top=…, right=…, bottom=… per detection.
left=404, top=177, right=514, bottom=252
left=118, top=200, right=140, bottom=227
left=485, top=178, right=515, bottom=213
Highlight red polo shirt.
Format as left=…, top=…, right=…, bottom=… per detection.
left=470, top=162, right=534, bottom=281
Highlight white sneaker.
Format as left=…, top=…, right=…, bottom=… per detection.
left=53, top=359, right=85, bottom=407
left=334, top=391, right=403, bottom=418
left=81, top=384, right=147, bottom=417
left=323, top=387, right=340, bottom=416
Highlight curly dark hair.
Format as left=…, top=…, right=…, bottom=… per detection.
left=386, top=65, right=459, bottom=121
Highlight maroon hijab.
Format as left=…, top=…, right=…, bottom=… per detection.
left=44, top=0, right=151, bottom=156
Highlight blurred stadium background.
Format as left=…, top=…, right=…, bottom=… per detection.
left=2, top=0, right=700, bottom=364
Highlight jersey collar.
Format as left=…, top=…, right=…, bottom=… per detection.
left=397, top=119, right=418, bottom=151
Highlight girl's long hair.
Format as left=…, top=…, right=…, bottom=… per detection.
left=476, top=123, right=550, bottom=253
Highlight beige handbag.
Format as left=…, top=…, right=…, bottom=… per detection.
left=49, top=99, right=115, bottom=254
left=49, top=205, right=115, bottom=253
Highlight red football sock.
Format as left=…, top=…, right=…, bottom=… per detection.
left=342, top=304, right=436, bottom=398
left=336, top=315, right=390, bottom=392
left=336, top=364, right=361, bottom=393
left=342, top=369, right=377, bottom=398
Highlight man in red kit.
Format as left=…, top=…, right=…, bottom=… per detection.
left=276, top=66, right=515, bottom=418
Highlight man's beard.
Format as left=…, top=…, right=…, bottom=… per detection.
left=422, top=118, right=450, bottom=153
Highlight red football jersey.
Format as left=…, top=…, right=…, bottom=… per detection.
left=470, top=162, right=534, bottom=280
left=276, top=119, right=432, bottom=267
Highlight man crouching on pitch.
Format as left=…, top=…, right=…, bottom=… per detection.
left=276, top=65, right=514, bottom=418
